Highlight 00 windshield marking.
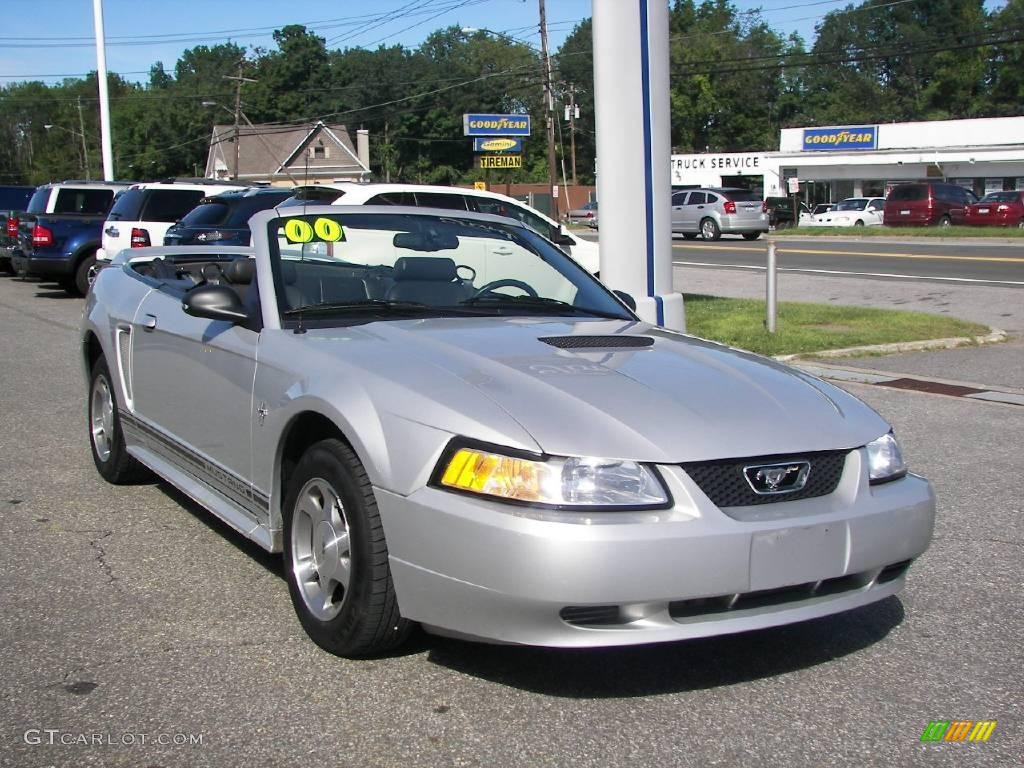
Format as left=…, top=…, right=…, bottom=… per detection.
left=268, top=212, right=631, bottom=325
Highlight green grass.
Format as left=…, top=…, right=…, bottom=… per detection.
left=683, top=294, right=990, bottom=357
left=782, top=225, right=1024, bottom=238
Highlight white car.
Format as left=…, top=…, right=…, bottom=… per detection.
left=97, top=180, right=245, bottom=263
left=808, top=197, right=885, bottom=227
left=285, top=182, right=600, bottom=274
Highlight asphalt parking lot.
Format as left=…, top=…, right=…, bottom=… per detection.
left=0, top=274, right=1020, bottom=767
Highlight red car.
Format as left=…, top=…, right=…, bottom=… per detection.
left=965, top=191, right=1024, bottom=228
left=883, top=182, right=978, bottom=227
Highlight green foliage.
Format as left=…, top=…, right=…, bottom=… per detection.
left=0, top=1, right=1020, bottom=185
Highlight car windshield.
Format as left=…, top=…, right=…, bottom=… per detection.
left=267, top=211, right=632, bottom=325
left=980, top=192, right=1018, bottom=203
left=835, top=198, right=868, bottom=211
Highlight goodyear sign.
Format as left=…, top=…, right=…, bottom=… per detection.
left=802, top=126, right=878, bottom=151
left=477, top=154, right=522, bottom=169
left=474, top=137, right=523, bottom=153
left=463, top=113, right=531, bottom=137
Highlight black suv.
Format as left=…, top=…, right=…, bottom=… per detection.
left=1, top=186, right=35, bottom=274
left=163, top=188, right=294, bottom=246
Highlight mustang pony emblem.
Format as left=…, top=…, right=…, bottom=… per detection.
left=744, top=461, right=811, bottom=495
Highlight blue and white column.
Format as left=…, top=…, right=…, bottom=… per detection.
left=593, top=0, right=685, bottom=330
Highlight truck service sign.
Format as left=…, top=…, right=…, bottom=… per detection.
left=463, top=114, right=531, bottom=137
left=802, top=126, right=878, bottom=151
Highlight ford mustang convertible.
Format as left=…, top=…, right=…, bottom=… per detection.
left=82, top=206, right=935, bottom=657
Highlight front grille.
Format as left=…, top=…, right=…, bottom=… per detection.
left=540, top=335, right=654, bottom=350
left=681, top=450, right=848, bottom=507
left=559, top=605, right=621, bottom=626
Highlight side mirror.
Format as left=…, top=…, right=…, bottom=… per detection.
left=551, top=231, right=575, bottom=247
left=183, top=284, right=248, bottom=324
left=613, top=290, right=637, bottom=312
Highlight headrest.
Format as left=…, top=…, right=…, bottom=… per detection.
left=392, top=257, right=457, bottom=282
left=224, top=258, right=255, bottom=284
left=279, top=261, right=298, bottom=284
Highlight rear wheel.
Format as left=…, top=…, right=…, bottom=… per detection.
left=937, top=215, right=951, bottom=228
left=854, top=220, right=865, bottom=227
left=741, top=232, right=761, bottom=241
left=71, top=252, right=97, bottom=296
left=89, top=357, right=148, bottom=484
left=700, top=218, right=721, bottom=241
left=283, top=438, right=411, bottom=657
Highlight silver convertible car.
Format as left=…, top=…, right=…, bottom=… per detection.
left=82, top=206, right=935, bottom=657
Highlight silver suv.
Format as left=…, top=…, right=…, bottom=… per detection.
left=671, top=187, right=768, bottom=241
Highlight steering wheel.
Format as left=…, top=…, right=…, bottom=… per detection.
left=470, top=278, right=538, bottom=299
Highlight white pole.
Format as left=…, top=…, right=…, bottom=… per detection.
left=92, top=0, right=114, bottom=180
left=593, top=0, right=684, bottom=330
left=766, top=238, right=778, bottom=333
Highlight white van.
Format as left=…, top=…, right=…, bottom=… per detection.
left=283, top=183, right=600, bottom=274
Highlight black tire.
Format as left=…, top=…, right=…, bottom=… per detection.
left=283, top=438, right=411, bottom=657
left=682, top=232, right=698, bottom=240
left=700, top=217, right=721, bottom=241
left=854, top=220, right=865, bottom=227
left=89, top=358, right=148, bottom=484
left=742, top=232, right=761, bottom=240
left=937, top=215, right=951, bottom=228
left=71, top=252, right=97, bottom=296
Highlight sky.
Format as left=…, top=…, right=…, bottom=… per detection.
left=0, top=0, right=1008, bottom=85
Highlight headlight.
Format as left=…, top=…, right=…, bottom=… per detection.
left=434, top=443, right=670, bottom=509
left=866, top=432, right=907, bottom=484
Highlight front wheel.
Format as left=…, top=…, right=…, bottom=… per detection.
left=700, top=218, right=721, bottom=241
left=283, top=438, right=411, bottom=657
left=89, top=358, right=148, bottom=484
left=854, top=220, right=865, bottom=227
left=937, top=216, right=952, bottom=228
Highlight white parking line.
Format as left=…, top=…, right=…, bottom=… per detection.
left=671, top=260, right=1024, bottom=287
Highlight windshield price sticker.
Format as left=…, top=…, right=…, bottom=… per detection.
left=284, top=218, right=346, bottom=244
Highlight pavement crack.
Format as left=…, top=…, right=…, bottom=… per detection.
left=88, top=530, right=118, bottom=589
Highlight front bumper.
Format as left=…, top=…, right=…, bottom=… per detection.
left=377, top=450, right=934, bottom=647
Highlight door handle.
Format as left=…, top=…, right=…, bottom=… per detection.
left=142, top=313, right=157, bottom=331
left=105, top=226, right=119, bottom=237
left=697, top=205, right=705, bottom=209
left=492, top=248, right=513, bottom=256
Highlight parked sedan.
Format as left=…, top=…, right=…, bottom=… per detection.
left=965, top=191, right=1024, bottom=228
left=808, top=197, right=885, bottom=227
left=83, top=206, right=934, bottom=656
left=567, top=201, right=598, bottom=224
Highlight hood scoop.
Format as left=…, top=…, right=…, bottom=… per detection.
left=539, top=335, right=654, bottom=350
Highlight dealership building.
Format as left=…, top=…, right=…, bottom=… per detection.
left=670, top=116, right=1024, bottom=204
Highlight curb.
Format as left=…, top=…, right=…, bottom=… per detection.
left=773, top=327, right=1007, bottom=363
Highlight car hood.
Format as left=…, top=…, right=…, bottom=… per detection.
left=303, top=317, right=890, bottom=463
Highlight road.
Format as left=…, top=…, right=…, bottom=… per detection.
left=0, top=274, right=1020, bottom=768
left=671, top=236, right=1024, bottom=286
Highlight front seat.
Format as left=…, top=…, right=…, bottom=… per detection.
left=385, top=257, right=470, bottom=305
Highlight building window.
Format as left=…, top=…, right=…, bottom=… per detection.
left=310, top=142, right=328, bottom=160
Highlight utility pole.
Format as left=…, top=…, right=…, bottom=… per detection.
left=224, top=61, right=256, bottom=181
left=565, top=83, right=578, bottom=186
left=76, top=96, right=91, bottom=180
left=539, top=0, right=559, bottom=221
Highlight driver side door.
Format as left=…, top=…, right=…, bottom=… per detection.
left=130, top=282, right=258, bottom=501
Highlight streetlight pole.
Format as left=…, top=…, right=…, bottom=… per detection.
left=538, top=0, right=559, bottom=221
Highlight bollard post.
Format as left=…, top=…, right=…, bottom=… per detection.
left=766, top=238, right=777, bottom=333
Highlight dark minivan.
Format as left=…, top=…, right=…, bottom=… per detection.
left=883, top=182, right=978, bottom=227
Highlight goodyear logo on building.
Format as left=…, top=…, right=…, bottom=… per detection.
left=802, top=126, right=878, bottom=151
left=464, top=113, right=531, bottom=137
left=474, top=137, right=523, bottom=152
